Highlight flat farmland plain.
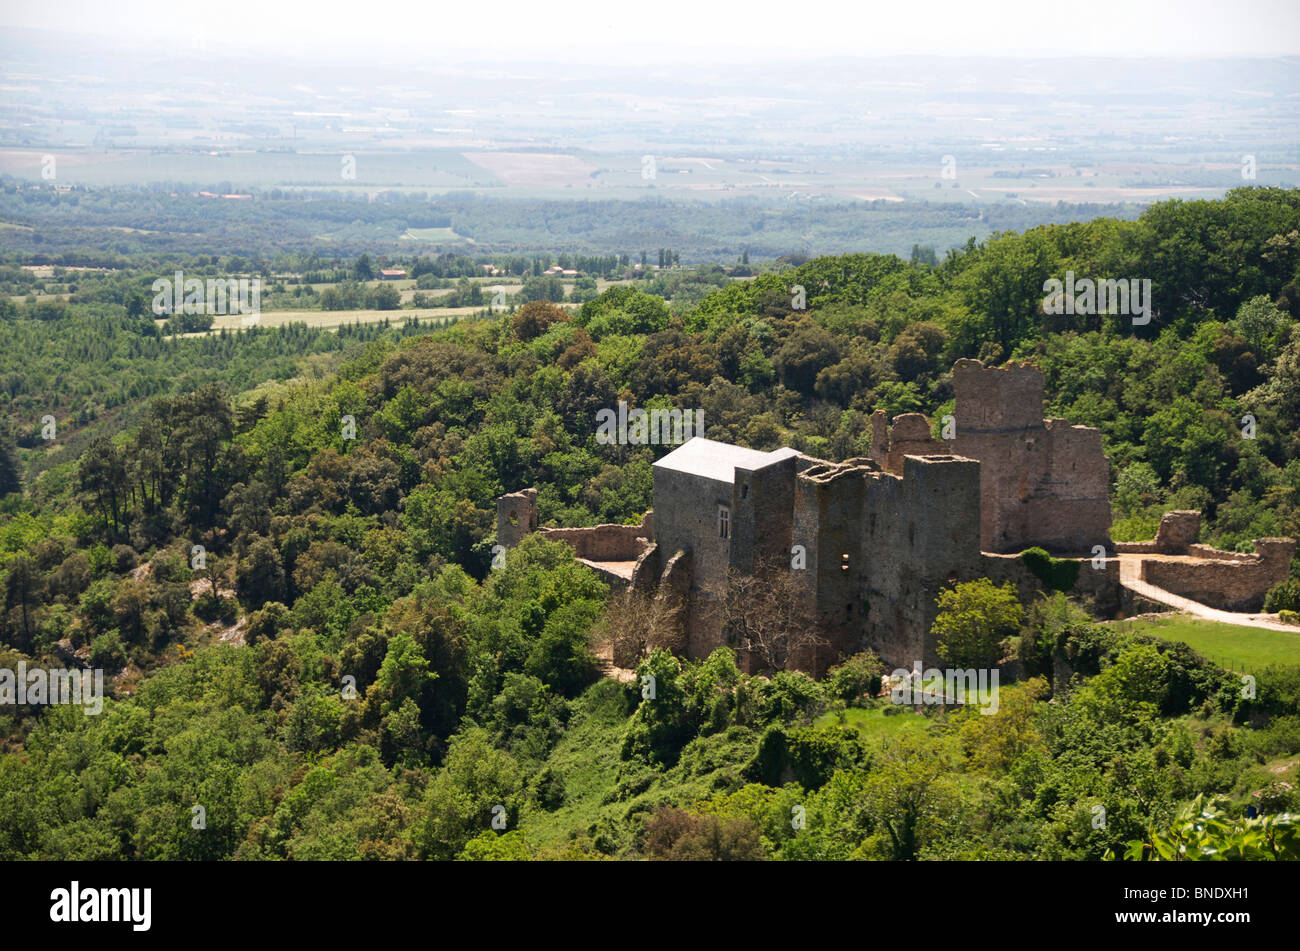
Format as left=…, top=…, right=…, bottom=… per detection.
left=205, top=307, right=480, bottom=331
left=461, top=151, right=600, bottom=188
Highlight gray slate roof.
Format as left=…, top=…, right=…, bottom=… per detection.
left=653, top=437, right=801, bottom=483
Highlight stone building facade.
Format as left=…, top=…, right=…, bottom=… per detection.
left=511, top=437, right=984, bottom=671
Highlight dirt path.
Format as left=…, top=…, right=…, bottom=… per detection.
left=1117, top=555, right=1299, bottom=633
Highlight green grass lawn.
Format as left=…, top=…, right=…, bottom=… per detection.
left=1110, top=615, right=1300, bottom=671
left=813, top=704, right=934, bottom=744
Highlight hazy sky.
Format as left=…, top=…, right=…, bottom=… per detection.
left=4, top=0, right=1300, bottom=62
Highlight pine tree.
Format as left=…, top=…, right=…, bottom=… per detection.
left=0, top=430, right=19, bottom=498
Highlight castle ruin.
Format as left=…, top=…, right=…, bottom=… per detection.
left=869, top=359, right=1113, bottom=554
left=498, top=360, right=1294, bottom=672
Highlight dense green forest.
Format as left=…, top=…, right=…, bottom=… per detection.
left=2, top=187, right=1299, bottom=860
left=0, top=179, right=1141, bottom=261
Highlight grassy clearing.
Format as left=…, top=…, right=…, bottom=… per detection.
left=813, top=704, right=934, bottom=745
left=1110, top=615, right=1300, bottom=671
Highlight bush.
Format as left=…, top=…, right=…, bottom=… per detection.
left=746, top=725, right=788, bottom=785
left=1055, top=621, right=1120, bottom=679
left=530, top=765, right=566, bottom=811
left=1020, top=547, right=1081, bottom=592
left=1280, top=610, right=1300, bottom=626
left=88, top=631, right=126, bottom=671
left=244, top=602, right=291, bottom=645
left=642, top=806, right=766, bottom=861
left=785, top=724, right=868, bottom=790
left=1019, top=593, right=1090, bottom=679
left=1235, top=665, right=1300, bottom=725
left=753, top=670, right=826, bottom=725
left=827, top=650, right=884, bottom=703
left=1264, top=579, right=1300, bottom=614
left=110, top=544, right=139, bottom=573
left=194, top=593, right=239, bottom=626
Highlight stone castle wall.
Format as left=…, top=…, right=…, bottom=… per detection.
left=1140, top=538, right=1295, bottom=611
left=732, top=454, right=798, bottom=577
left=869, top=411, right=944, bottom=474
left=861, top=454, right=983, bottom=667
left=1155, top=510, right=1200, bottom=553
left=538, top=512, right=653, bottom=562
left=793, top=459, right=872, bottom=668
left=1116, top=509, right=1293, bottom=611
left=651, top=464, right=733, bottom=661
left=496, top=488, right=538, bottom=549
left=497, top=488, right=653, bottom=563
left=950, top=359, right=1112, bottom=554
left=978, top=552, right=1124, bottom=615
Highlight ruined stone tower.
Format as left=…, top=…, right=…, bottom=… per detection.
left=496, top=488, right=538, bottom=549
left=869, top=411, right=944, bottom=472
left=949, top=359, right=1112, bottom=554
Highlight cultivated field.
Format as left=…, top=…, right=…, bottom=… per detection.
left=205, top=308, right=480, bottom=331
left=462, top=151, right=600, bottom=188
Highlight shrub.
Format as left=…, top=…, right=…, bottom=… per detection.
left=244, top=602, right=291, bottom=645
left=530, top=765, right=567, bottom=811
left=827, top=650, right=885, bottom=703
left=642, top=806, right=766, bottom=860
left=89, top=630, right=126, bottom=671
left=1265, top=579, right=1300, bottom=614
left=753, top=670, right=826, bottom=725
left=194, top=593, right=238, bottom=625
left=1236, top=665, right=1300, bottom=724
left=1020, top=547, right=1080, bottom=592
left=110, top=544, right=139, bottom=573
left=746, top=724, right=788, bottom=785
left=785, top=724, right=868, bottom=790
left=1020, top=593, right=1091, bottom=679
left=1055, top=621, right=1121, bottom=679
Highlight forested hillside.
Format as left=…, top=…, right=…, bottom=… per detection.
left=2, top=187, right=1299, bottom=860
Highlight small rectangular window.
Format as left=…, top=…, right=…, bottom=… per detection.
left=718, top=506, right=730, bottom=539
